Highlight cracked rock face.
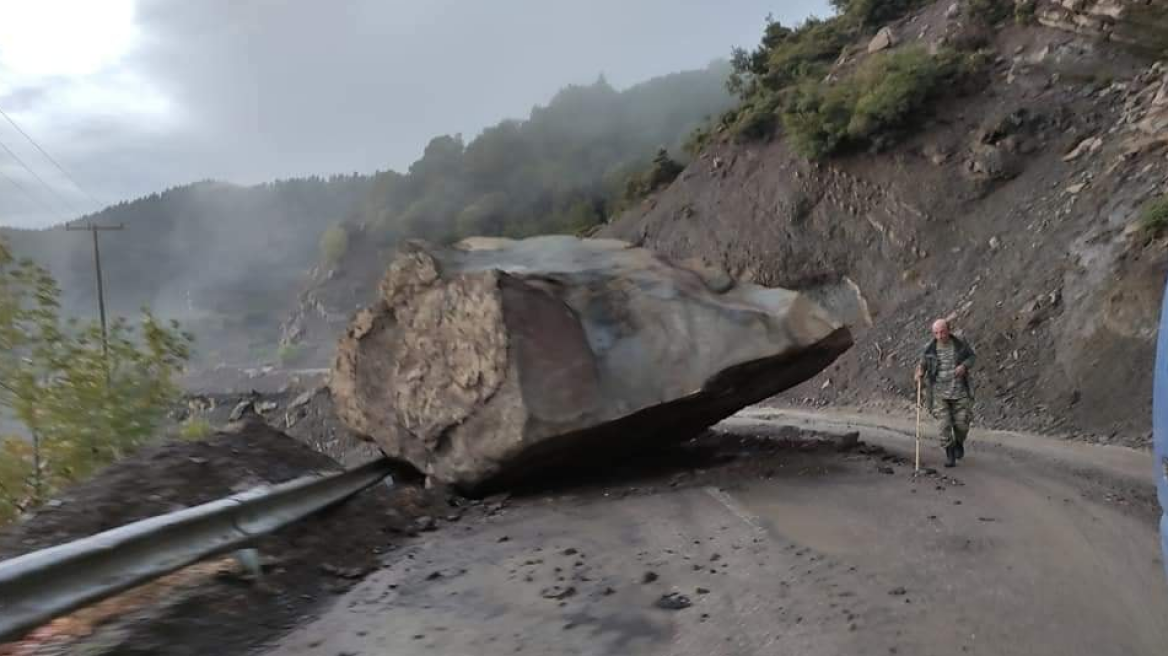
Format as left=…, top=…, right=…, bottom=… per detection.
left=330, top=236, right=851, bottom=492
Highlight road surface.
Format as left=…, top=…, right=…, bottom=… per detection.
left=265, top=409, right=1168, bottom=656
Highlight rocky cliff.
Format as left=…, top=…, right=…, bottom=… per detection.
left=603, top=1, right=1168, bottom=445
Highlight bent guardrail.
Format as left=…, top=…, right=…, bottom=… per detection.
left=0, top=458, right=393, bottom=643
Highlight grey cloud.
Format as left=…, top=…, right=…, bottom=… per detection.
left=3, top=0, right=831, bottom=227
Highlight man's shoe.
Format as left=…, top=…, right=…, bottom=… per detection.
left=955, top=443, right=965, bottom=460
left=944, top=447, right=957, bottom=468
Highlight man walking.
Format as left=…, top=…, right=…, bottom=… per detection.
left=915, top=319, right=976, bottom=468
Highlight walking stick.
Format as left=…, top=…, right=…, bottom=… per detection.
left=915, top=376, right=923, bottom=474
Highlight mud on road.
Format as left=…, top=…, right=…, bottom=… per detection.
left=268, top=414, right=1168, bottom=656
left=4, top=411, right=1163, bottom=656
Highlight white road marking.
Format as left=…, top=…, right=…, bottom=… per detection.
left=703, top=486, right=768, bottom=537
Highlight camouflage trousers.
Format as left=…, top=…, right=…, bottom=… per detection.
left=934, top=396, right=972, bottom=450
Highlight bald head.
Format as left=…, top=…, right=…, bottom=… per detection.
left=932, top=319, right=951, bottom=342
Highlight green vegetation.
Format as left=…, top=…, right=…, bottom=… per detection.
left=783, top=47, right=971, bottom=159
left=1125, top=2, right=1168, bottom=57
left=0, top=436, right=34, bottom=526
left=0, top=239, right=192, bottom=527
left=1138, top=195, right=1168, bottom=237
left=966, top=0, right=1013, bottom=24
left=1014, top=0, right=1038, bottom=25
left=832, top=0, right=931, bottom=28
left=178, top=418, right=214, bottom=441
left=277, top=342, right=304, bottom=365
left=355, top=64, right=734, bottom=246
left=623, top=149, right=685, bottom=204
left=319, top=224, right=349, bottom=266
left=720, top=1, right=986, bottom=158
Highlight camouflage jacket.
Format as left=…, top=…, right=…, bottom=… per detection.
left=918, top=336, right=976, bottom=411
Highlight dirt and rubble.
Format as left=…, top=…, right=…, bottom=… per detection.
left=2, top=405, right=1163, bottom=655
left=176, top=384, right=381, bottom=467
left=0, top=420, right=469, bottom=656
left=267, top=414, right=1167, bottom=656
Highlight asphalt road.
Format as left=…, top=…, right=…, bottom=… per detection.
left=265, top=409, right=1168, bottom=656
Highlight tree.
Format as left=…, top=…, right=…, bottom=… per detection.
left=0, top=239, right=192, bottom=523
left=0, top=437, right=35, bottom=526
left=319, top=224, right=349, bottom=266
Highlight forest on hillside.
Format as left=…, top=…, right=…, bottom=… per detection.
left=341, top=62, right=734, bottom=254
left=1, top=61, right=734, bottom=366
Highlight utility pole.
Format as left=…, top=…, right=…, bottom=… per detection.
left=65, top=222, right=124, bottom=384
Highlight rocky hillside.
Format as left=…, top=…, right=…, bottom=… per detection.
left=602, top=0, right=1168, bottom=446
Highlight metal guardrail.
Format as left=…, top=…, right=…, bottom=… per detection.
left=0, top=458, right=393, bottom=643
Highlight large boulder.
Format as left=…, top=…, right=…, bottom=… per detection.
left=330, top=236, right=852, bottom=493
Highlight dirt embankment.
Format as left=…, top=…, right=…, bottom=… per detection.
left=603, top=9, right=1168, bottom=447
left=0, top=421, right=467, bottom=656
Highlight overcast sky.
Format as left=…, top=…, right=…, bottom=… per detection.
left=0, top=0, right=830, bottom=229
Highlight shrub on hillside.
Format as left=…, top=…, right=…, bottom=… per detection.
left=832, top=0, right=931, bottom=28
left=966, top=0, right=1013, bottom=24
left=728, top=16, right=853, bottom=101
left=178, top=418, right=214, bottom=441
left=624, top=148, right=685, bottom=201
left=277, top=342, right=303, bottom=365
left=731, top=92, right=784, bottom=141
left=1139, top=195, right=1168, bottom=237
left=782, top=47, right=968, bottom=159
left=319, top=224, right=349, bottom=266
left=684, top=124, right=715, bottom=157
left=1014, top=0, right=1038, bottom=25
left=726, top=0, right=945, bottom=149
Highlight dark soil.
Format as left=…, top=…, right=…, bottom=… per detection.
left=0, top=419, right=462, bottom=656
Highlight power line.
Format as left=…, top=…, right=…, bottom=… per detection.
left=0, top=163, right=65, bottom=220
left=0, top=105, right=103, bottom=211
left=0, top=135, right=81, bottom=217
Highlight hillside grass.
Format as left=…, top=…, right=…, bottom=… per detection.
left=1139, top=195, right=1168, bottom=237
left=709, top=0, right=987, bottom=159
left=783, top=47, right=980, bottom=159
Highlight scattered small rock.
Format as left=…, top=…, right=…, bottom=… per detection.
left=642, top=571, right=659, bottom=584
left=878, top=466, right=895, bottom=475
left=540, top=585, right=577, bottom=600
left=320, top=563, right=371, bottom=580
left=696, top=587, right=710, bottom=595
left=889, top=587, right=908, bottom=596
left=562, top=548, right=579, bottom=556
left=654, top=593, right=693, bottom=610
left=837, top=431, right=860, bottom=451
